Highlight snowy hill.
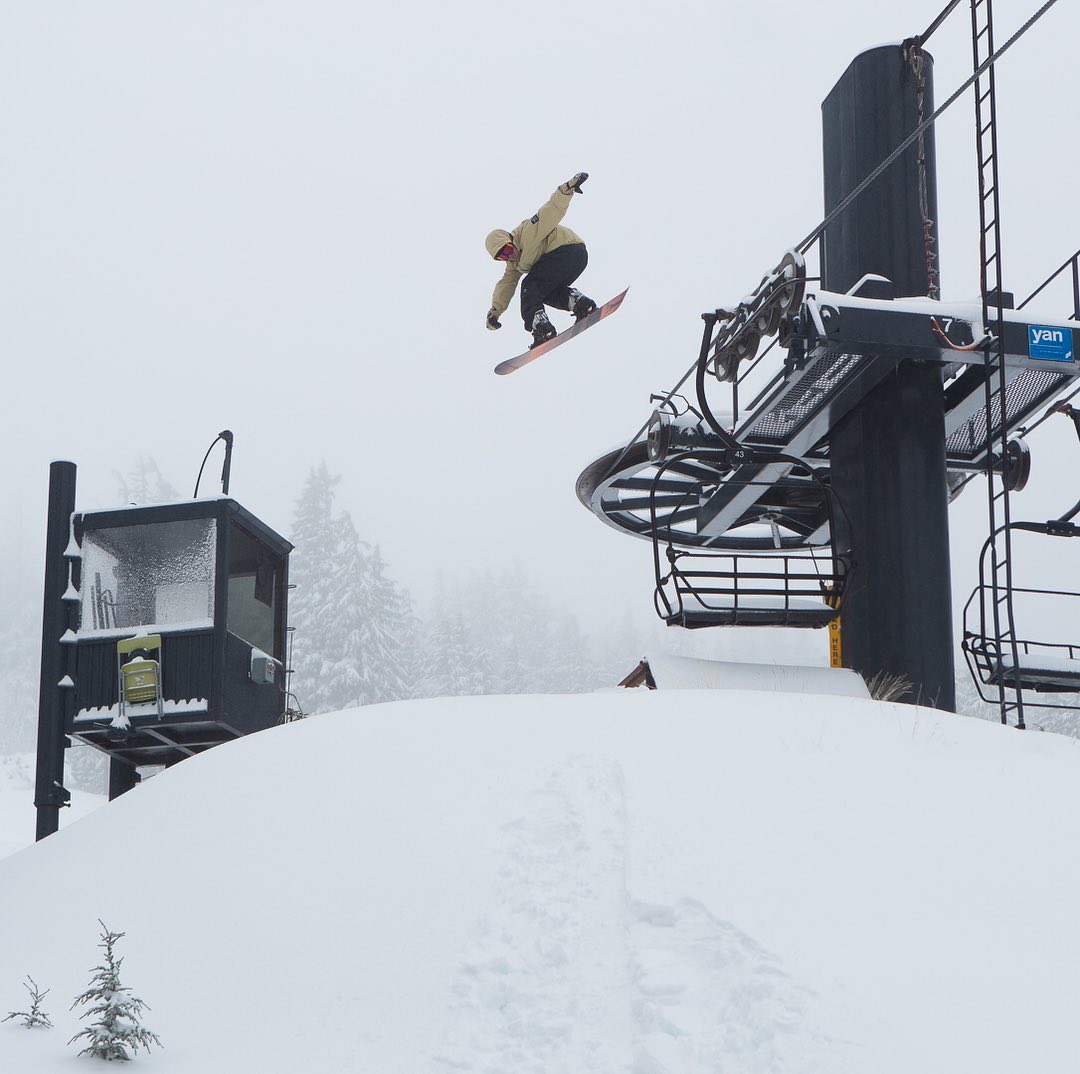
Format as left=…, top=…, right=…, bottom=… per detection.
left=2, top=689, right=1080, bottom=1073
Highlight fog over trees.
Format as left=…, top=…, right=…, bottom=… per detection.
left=1, top=456, right=1067, bottom=772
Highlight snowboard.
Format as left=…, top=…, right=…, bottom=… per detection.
left=494, top=288, right=628, bottom=375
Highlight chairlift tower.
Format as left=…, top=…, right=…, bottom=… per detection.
left=821, top=44, right=954, bottom=709
left=576, top=5, right=1080, bottom=717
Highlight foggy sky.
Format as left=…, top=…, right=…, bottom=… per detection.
left=2, top=1, right=1077, bottom=659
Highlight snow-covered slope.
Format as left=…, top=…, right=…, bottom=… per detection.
left=2, top=690, right=1079, bottom=1073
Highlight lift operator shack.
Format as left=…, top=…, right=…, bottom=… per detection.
left=35, top=475, right=293, bottom=831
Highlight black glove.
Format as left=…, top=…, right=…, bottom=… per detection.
left=486, top=308, right=502, bottom=331
left=565, top=171, right=588, bottom=193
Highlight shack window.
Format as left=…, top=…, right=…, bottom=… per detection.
left=80, top=518, right=217, bottom=634
left=227, top=524, right=280, bottom=658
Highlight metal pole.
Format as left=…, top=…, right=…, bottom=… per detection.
left=34, top=461, right=77, bottom=839
left=108, top=758, right=140, bottom=801
left=219, top=429, right=234, bottom=495
left=822, top=45, right=956, bottom=710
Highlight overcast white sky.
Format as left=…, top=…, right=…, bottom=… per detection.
left=2, top=1, right=1077, bottom=658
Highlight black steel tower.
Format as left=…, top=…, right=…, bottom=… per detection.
left=822, top=45, right=955, bottom=710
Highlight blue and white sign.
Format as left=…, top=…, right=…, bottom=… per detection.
left=1028, top=324, right=1075, bottom=363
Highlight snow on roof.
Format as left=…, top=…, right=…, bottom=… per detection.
left=641, top=654, right=870, bottom=697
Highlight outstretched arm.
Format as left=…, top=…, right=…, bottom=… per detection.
left=532, top=172, right=589, bottom=237
left=487, top=263, right=523, bottom=326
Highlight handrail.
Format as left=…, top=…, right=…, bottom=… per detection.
left=961, top=521, right=1080, bottom=706
left=1017, top=248, right=1080, bottom=321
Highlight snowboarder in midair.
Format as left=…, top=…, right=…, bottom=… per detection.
left=485, top=172, right=596, bottom=348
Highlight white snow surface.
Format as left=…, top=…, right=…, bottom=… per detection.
left=2, top=689, right=1080, bottom=1073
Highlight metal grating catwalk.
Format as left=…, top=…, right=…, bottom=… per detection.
left=742, top=350, right=870, bottom=446
left=945, top=367, right=1072, bottom=461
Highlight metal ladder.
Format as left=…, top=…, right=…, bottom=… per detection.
left=971, top=0, right=1025, bottom=727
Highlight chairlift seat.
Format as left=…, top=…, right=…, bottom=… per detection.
left=966, top=636, right=1080, bottom=694
left=992, top=652, right=1080, bottom=693
left=663, top=591, right=839, bottom=630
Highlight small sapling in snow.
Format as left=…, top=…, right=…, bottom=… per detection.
left=69, top=921, right=162, bottom=1061
left=3, top=975, right=54, bottom=1028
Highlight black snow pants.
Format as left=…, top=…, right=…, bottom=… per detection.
left=520, top=242, right=588, bottom=327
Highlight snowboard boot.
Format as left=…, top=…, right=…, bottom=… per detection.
left=530, top=309, right=557, bottom=348
left=569, top=288, right=597, bottom=323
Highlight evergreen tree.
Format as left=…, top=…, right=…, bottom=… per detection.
left=416, top=576, right=491, bottom=698
left=287, top=462, right=342, bottom=715
left=351, top=545, right=414, bottom=704
left=289, top=463, right=416, bottom=713
left=114, top=457, right=179, bottom=506
left=320, top=509, right=371, bottom=709
left=546, top=610, right=596, bottom=693
left=69, top=922, right=161, bottom=1061
left=419, top=606, right=470, bottom=698
left=596, top=611, right=650, bottom=687
left=4, top=975, right=53, bottom=1029
left=416, top=565, right=611, bottom=697
left=0, top=572, right=40, bottom=754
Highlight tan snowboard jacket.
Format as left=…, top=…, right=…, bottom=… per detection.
left=486, top=182, right=584, bottom=317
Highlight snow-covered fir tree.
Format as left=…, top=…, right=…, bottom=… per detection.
left=0, top=573, right=40, bottom=754
left=545, top=610, right=594, bottom=693
left=3, top=975, right=53, bottom=1029
left=114, top=456, right=179, bottom=506
left=287, top=462, right=340, bottom=713
left=417, top=591, right=492, bottom=698
left=347, top=543, right=414, bottom=704
left=69, top=922, right=161, bottom=1061
left=415, top=565, right=624, bottom=697
left=289, top=463, right=415, bottom=713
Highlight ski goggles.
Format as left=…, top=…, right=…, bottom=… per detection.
left=494, top=242, right=516, bottom=261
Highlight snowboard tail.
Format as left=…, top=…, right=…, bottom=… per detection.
left=494, top=289, right=628, bottom=376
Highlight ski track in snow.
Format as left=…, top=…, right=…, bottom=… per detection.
left=435, top=755, right=634, bottom=1074
left=436, top=755, right=846, bottom=1074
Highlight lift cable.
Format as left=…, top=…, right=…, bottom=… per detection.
left=794, top=0, right=1060, bottom=256
left=916, top=0, right=966, bottom=48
